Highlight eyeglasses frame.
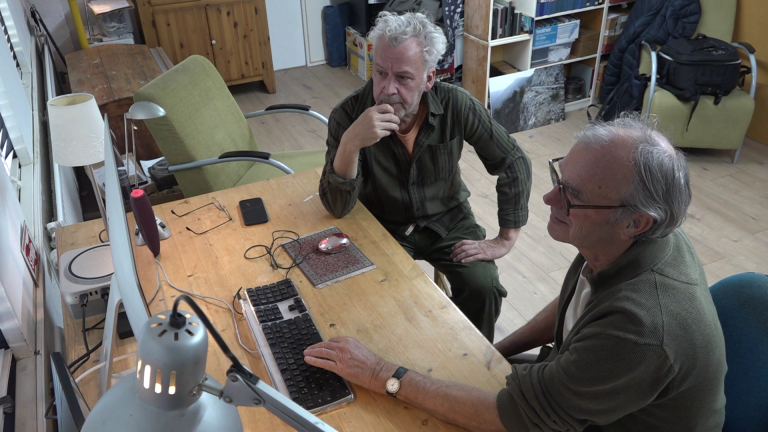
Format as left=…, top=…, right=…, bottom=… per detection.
left=548, top=157, right=628, bottom=217
left=171, top=197, right=233, bottom=235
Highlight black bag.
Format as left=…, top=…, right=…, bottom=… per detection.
left=657, top=34, right=751, bottom=129
left=587, top=73, right=649, bottom=123
left=323, top=3, right=350, bottom=68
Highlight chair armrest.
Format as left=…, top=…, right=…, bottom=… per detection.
left=640, top=41, right=659, bottom=123
left=168, top=153, right=294, bottom=175
left=219, top=150, right=272, bottom=160
left=243, top=104, right=329, bottom=126
left=732, top=42, right=758, bottom=99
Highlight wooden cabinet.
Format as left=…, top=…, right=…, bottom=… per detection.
left=136, top=0, right=276, bottom=91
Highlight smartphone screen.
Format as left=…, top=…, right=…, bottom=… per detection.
left=239, top=197, right=269, bottom=226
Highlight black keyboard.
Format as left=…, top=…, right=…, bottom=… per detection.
left=241, top=279, right=354, bottom=414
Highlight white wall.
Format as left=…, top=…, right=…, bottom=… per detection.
left=266, top=0, right=306, bottom=71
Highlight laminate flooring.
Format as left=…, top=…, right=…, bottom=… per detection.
left=233, top=64, right=768, bottom=342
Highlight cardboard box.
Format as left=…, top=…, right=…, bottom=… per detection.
left=570, top=28, right=600, bottom=58
left=597, top=60, right=608, bottom=82
left=600, top=33, right=621, bottom=54
left=604, top=11, right=630, bottom=35
left=346, top=27, right=373, bottom=81
left=490, top=61, right=519, bottom=76
left=531, top=41, right=573, bottom=67
left=533, top=17, right=580, bottom=48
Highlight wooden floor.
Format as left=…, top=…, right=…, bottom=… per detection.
left=233, top=65, right=768, bottom=342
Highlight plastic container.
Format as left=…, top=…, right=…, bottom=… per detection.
left=97, top=9, right=132, bottom=38
left=531, top=42, right=573, bottom=67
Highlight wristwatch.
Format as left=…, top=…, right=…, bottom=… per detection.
left=385, top=366, right=409, bottom=397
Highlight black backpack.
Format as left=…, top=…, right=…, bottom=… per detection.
left=656, top=34, right=751, bottom=129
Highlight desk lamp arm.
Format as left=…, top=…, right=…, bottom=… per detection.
left=197, top=369, right=337, bottom=432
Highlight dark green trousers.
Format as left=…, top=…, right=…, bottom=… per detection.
left=395, top=214, right=507, bottom=342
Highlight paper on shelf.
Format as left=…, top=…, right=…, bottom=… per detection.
left=88, top=0, right=133, bottom=15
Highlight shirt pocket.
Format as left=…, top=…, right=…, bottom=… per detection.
left=421, top=136, right=462, bottom=185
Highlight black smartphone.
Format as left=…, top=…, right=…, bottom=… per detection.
left=239, top=197, right=269, bottom=226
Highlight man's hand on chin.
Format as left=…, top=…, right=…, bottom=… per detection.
left=450, top=227, right=521, bottom=263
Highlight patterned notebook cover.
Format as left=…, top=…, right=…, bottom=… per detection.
left=282, top=227, right=376, bottom=288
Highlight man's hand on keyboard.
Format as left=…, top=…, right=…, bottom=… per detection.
left=304, top=337, right=396, bottom=394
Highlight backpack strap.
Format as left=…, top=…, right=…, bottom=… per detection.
left=685, top=92, right=700, bottom=131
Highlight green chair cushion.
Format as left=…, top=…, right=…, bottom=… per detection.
left=642, top=87, right=754, bottom=150
left=134, top=55, right=261, bottom=197
left=235, top=150, right=326, bottom=186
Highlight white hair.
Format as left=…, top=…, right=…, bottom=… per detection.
left=367, top=11, right=447, bottom=71
left=576, top=113, right=691, bottom=240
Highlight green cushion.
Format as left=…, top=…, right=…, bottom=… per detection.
left=134, top=55, right=261, bottom=197
left=642, top=87, right=754, bottom=150
left=235, top=150, right=326, bottom=186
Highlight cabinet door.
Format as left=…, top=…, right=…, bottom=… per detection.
left=206, top=1, right=275, bottom=91
left=153, top=6, right=214, bottom=65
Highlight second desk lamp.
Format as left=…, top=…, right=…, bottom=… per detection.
left=124, top=101, right=171, bottom=249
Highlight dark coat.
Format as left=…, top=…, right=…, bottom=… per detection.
left=600, top=0, right=701, bottom=102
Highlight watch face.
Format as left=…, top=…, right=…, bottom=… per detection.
left=386, top=377, right=400, bottom=394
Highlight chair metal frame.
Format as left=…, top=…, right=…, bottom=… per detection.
left=640, top=40, right=758, bottom=164
left=165, top=104, right=329, bottom=175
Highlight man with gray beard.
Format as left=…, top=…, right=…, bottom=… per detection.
left=319, top=12, right=532, bottom=342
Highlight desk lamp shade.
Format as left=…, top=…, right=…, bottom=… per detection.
left=48, top=93, right=105, bottom=167
left=83, top=310, right=243, bottom=431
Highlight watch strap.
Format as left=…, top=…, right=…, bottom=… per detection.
left=386, top=366, right=409, bottom=397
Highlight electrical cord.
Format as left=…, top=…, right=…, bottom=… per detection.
left=98, top=229, right=107, bottom=243
left=75, top=351, right=137, bottom=384
left=155, top=259, right=258, bottom=354
left=70, top=297, right=91, bottom=375
left=233, top=287, right=244, bottom=316
left=146, top=263, right=162, bottom=306
left=170, top=295, right=249, bottom=376
left=243, top=229, right=315, bottom=279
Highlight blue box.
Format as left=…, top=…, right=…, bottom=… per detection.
left=533, top=18, right=580, bottom=48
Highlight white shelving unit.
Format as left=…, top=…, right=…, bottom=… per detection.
left=464, top=0, right=630, bottom=112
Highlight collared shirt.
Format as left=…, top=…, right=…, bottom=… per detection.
left=319, top=80, right=532, bottom=238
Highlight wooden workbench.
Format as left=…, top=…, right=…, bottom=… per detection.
left=58, top=169, right=512, bottom=430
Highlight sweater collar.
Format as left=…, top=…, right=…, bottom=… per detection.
left=581, top=232, right=675, bottom=293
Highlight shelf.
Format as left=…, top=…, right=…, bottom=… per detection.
left=489, top=33, right=532, bottom=47
left=532, top=53, right=598, bottom=69
left=609, top=0, right=635, bottom=5
left=537, top=5, right=604, bottom=20
left=565, top=97, right=592, bottom=112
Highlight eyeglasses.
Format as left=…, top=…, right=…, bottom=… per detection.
left=172, top=197, right=232, bottom=235
left=548, top=157, right=627, bottom=217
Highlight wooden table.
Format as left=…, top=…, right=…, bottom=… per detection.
left=66, top=44, right=171, bottom=162
left=58, top=169, right=512, bottom=430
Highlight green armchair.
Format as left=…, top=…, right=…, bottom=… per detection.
left=639, top=0, right=757, bottom=163
left=133, top=55, right=327, bottom=197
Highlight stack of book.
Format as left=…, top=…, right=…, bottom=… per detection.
left=536, top=0, right=605, bottom=17
left=492, top=0, right=534, bottom=40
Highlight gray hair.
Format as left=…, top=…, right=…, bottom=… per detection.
left=575, top=113, right=691, bottom=240
left=368, top=11, right=447, bottom=71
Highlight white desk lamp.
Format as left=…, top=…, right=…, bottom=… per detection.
left=83, top=295, right=337, bottom=432
left=48, top=93, right=107, bottom=223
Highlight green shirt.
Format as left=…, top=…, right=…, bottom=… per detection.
left=497, top=229, right=727, bottom=431
left=319, top=81, right=532, bottom=238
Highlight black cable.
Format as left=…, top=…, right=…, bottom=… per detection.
left=243, top=230, right=315, bottom=278
left=98, top=229, right=107, bottom=243
left=70, top=304, right=90, bottom=375
left=232, top=287, right=243, bottom=316
left=85, top=317, right=105, bottom=332
left=170, top=295, right=249, bottom=376
left=67, top=341, right=102, bottom=371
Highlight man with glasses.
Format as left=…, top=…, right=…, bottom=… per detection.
left=305, top=115, right=727, bottom=430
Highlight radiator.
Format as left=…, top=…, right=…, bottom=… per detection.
left=44, top=43, right=83, bottom=228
